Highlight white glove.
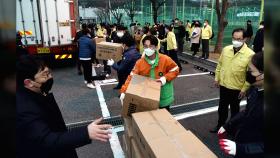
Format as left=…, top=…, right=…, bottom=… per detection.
left=156, top=77, right=166, bottom=86
left=219, top=139, right=236, bottom=156
left=218, top=126, right=226, bottom=139
left=107, top=59, right=114, bottom=66
left=120, top=93, right=125, bottom=105
left=218, top=126, right=226, bottom=134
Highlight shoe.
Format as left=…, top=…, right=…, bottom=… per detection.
left=209, top=126, right=220, bottom=133
left=86, top=83, right=95, bottom=89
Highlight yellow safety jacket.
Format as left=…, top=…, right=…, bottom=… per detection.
left=201, top=25, right=212, bottom=39
left=215, top=44, right=255, bottom=92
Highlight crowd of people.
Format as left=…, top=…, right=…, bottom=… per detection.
left=16, top=17, right=264, bottom=158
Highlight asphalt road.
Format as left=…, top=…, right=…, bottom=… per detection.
left=51, top=60, right=226, bottom=158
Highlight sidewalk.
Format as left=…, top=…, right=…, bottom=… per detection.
left=183, top=43, right=220, bottom=62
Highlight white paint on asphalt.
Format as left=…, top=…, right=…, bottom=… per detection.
left=99, top=82, right=119, bottom=86
left=174, top=100, right=247, bottom=120
left=92, top=66, right=125, bottom=158
left=178, top=72, right=210, bottom=78
left=101, top=79, right=118, bottom=83
left=172, top=97, right=219, bottom=108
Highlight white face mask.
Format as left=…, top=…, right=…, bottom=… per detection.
left=204, top=23, right=207, bottom=26
left=144, top=48, right=155, bottom=57
left=117, top=32, right=124, bottom=38
left=259, top=25, right=264, bottom=29
left=232, top=40, right=244, bottom=48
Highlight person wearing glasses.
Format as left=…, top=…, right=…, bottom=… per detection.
left=210, top=28, right=255, bottom=133
left=17, top=55, right=112, bottom=158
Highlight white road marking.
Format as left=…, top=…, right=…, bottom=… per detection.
left=174, top=100, right=247, bottom=120
left=172, top=97, right=219, bottom=108
left=178, top=72, right=210, bottom=78
left=99, top=82, right=119, bottom=86
left=92, top=66, right=125, bottom=158
left=101, top=79, right=118, bottom=83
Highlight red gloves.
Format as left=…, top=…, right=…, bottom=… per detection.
left=219, top=139, right=236, bottom=156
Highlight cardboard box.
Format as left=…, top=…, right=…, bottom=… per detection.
left=131, top=138, right=144, bottom=158
left=132, top=109, right=217, bottom=158
left=94, top=37, right=105, bottom=44
left=121, top=134, right=131, bottom=158
left=122, top=75, right=161, bottom=118
left=96, top=41, right=123, bottom=62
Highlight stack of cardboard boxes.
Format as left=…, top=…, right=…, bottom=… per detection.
left=121, top=75, right=217, bottom=158
left=121, top=75, right=161, bottom=158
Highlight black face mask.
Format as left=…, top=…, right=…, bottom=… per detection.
left=40, top=78, right=53, bottom=94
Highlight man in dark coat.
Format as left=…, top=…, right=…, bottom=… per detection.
left=107, top=33, right=141, bottom=89
left=218, top=52, right=264, bottom=158
left=16, top=55, right=112, bottom=158
left=253, top=21, right=264, bottom=53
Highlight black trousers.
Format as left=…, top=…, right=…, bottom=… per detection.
left=168, top=49, right=182, bottom=72
left=176, top=38, right=184, bottom=54
left=80, top=60, right=92, bottom=83
left=116, top=73, right=128, bottom=88
left=217, top=86, right=241, bottom=127
left=103, top=60, right=111, bottom=74
left=201, top=39, right=209, bottom=59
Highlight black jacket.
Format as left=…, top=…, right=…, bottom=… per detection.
left=17, top=88, right=91, bottom=158
left=253, top=28, right=264, bottom=53
left=112, top=45, right=141, bottom=76
left=224, top=87, right=264, bottom=158
left=173, top=25, right=186, bottom=39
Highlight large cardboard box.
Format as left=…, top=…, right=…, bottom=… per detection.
left=132, top=109, right=217, bottom=158
left=122, top=75, right=161, bottom=118
left=96, top=41, right=123, bottom=62
left=94, top=37, right=106, bottom=44
left=131, top=138, right=144, bottom=158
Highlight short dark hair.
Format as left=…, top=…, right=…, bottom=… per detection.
left=251, top=51, right=264, bottom=72
left=120, top=33, right=135, bottom=47
left=149, top=28, right=157, bottom=36
left=165, top=25, right=173, bottom=31
left=17, top=55, right=47, bottom=88
left=142, top=35, right=158, bottom=46
left=204, top=19, right=209, bottom=23
left=260, top=21, right=264, bottom=26
left=232, top=28, right=246, bottom=38
left=81, top=23, right=87, bottom=30
left=117, top=25, right=125, bottom=31
left=143, top=26, right=150, bottom=34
